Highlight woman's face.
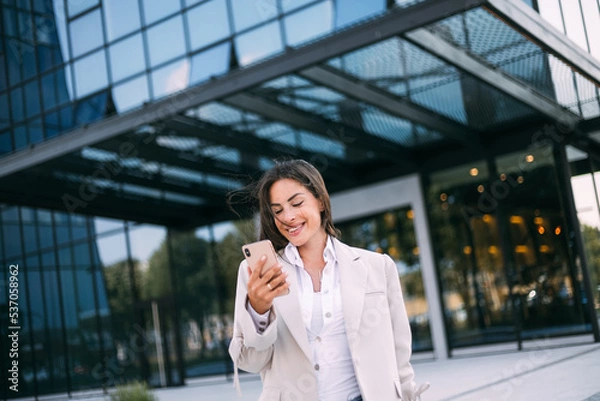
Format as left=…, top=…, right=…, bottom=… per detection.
left=269, top=178, right=326, bottom=249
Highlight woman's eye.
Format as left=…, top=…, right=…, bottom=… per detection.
left=292, top=201, right=303, bottom=207
left=273, top=209, right=282, bottom=215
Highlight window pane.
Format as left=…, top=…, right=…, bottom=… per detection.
left=57, top=66, right=73, bottom=105
left=0, top=130, right=12, bottom=154
left=146, top=15, right=186, bottom=67
left=559, top=0, right=588, bottom=51
left=235, top=21, right=283, bottom=66
left=70, top=9, right=104, bottom=58
left=104, top=0, right=142, bottom=42
left=14, top=124, right=27, bottom=150
left=0, top=94, right=9, bottom=128
left=284, top=1, right=333, bottom=47
left=151, top=59, right=190, bottom=99
left=186, top=0, right=230, bottom=51
left=190, top=42, right=230, bottom=85
left=581, top=0, right=600, bottom=58
left=24, top=79, right=41, bottom=118
left=230, top=0, right=277, bottom=32
left=142, top=0, right=181, bottom=25
left=67, top=0, right=98, bottom=17
left=109, top=34, right=146, bottom=82
left=0, top=54, right=6, bottom=91
left=335, top=0, right=385, bottom=28
left=113, top=75, right=150, bottom=112
left=10, top=86, right=24, bottom=122
left=73, top=50, right=108, bottom=98
left=282, top=0, right=314, bottom=13
left=41, top=71, right=57, bottom=110
left=28, top=118, right=43, bottom=144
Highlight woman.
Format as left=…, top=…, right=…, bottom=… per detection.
left=229, top=159, right=428, bottom=401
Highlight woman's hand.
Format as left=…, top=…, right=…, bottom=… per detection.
left=247, top=255, right=290, bottom=314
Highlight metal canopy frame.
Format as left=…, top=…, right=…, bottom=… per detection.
left=404, top=28, right=581, bottom=127
left=0, top=0, right=598, bottom=227
left=223, top=93, right=419, bottom=169
left=298, top=65, right=482, bottom=148
left=486, top=0, right=600, bottom=87
left=0, top=0, right=486, bottom=179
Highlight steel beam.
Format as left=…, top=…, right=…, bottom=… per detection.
left=0, top=0, right=484, bottom=179
left=485, top=0, right=600, bottom=87
left=165, top=114, right=358, bottom=184
left=46, top=155, right=228, bottom=205
left=223, top=93, right=418, bottom=169
left=299, top=65, right=481, bottom=147
left=404, top=28, right=581, bottom=127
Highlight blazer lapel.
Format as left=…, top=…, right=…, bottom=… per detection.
left=273, top=255, right=312, bottom=361
left=334, top=238, right=368, bottom=351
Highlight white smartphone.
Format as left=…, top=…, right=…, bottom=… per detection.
left=242, top=239, right=279, bottom=276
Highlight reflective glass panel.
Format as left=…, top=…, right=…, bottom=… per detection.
left=284, top=1, right=332, bottom=47
left=142, top=0, right=181, bottom=25
left=230, top=0, right=277, bottom=32
left=14, top=124, right=27, bottom=150
left=0, top=94, right=9, bottom=129
left=282, top=0, right=315, bottom=13
left=113, top=75, right=150, bottom=113
left=41, top=71, right=57, bottom=110
left=24, top=80, right=40, bottom=118
left=67, top=0, right=99, bottom=17
left=335, top=0, right=385, bottom=28
left=190, top=43, right=230, bottom=85
left=337, top=207, right=433, bottom=351
left=0, top=54, right=6, bottom=91
left=186, top=0, right=230, bottom=51
left=10, top=86, right=24, bottom=122
left=70, top=9, right=104, bottom=58
left=28, top=118, right=43, bottom=144
left=235, top=21, right=283, bottom=66
left=146, top=15, right=186, bottom=67
left=94, top=216, right=124, bottom=234
left=73, top=50, right=108, bottom=98
left=104, top=0, right=142, bottom=41
left=95, top=230, right=141, bottom=384
left=151, top=59, right=190, bottom=99
left=0, top=130, right=12, bottom=154
left=109, top=34, right=146, bottom=82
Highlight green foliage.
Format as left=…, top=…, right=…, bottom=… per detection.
left=109, top=381, right=156, bottom=401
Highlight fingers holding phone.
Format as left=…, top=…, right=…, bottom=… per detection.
left=243, top=240, right=290, bottom=314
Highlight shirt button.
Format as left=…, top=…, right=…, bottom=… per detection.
left=258, top=327, right=264, bottom=333
left=314, top=364, right=320, bottom=371
left=316, top=336, right=321, bottom=342
left=259, top=321, right=266, bottom=326
left=325, top=312, right=331, bottom=318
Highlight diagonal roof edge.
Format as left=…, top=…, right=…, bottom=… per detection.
left=485, top=0, right=600, bottom=87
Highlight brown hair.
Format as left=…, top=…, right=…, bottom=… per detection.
left=228, top=159, right=338, bottom=251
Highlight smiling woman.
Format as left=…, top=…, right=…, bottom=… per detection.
left=227, top=159, right=428, bottom=401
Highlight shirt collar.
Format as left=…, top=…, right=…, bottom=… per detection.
left=284, top=235, right=337, bottom=269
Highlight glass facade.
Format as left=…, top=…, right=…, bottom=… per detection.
left=426, top=147, right=590, bottom=348
left=1, top=0, right=600, bottom=398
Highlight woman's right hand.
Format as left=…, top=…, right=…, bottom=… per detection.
left=247, top=255, right=290, bottom=314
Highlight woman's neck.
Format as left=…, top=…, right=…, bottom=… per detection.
left=298, top=232, right=328, bottom=268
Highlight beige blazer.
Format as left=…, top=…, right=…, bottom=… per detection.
left=229, top=238, right=419, bottom=401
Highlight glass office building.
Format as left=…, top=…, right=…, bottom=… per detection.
left=1, top=0, right=599, bottom=398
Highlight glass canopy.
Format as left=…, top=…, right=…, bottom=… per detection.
left=0, top=0, right=598, bottom=227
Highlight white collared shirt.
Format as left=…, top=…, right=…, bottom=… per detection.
left=248, top=237, right=361, bottom=401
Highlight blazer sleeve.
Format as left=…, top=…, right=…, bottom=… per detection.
left=384, top=254, right=418, bottom=400
left=228, top=260, right=278, bottom=373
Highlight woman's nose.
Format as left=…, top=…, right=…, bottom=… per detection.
left=282, top=208, right=295, bottom=222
